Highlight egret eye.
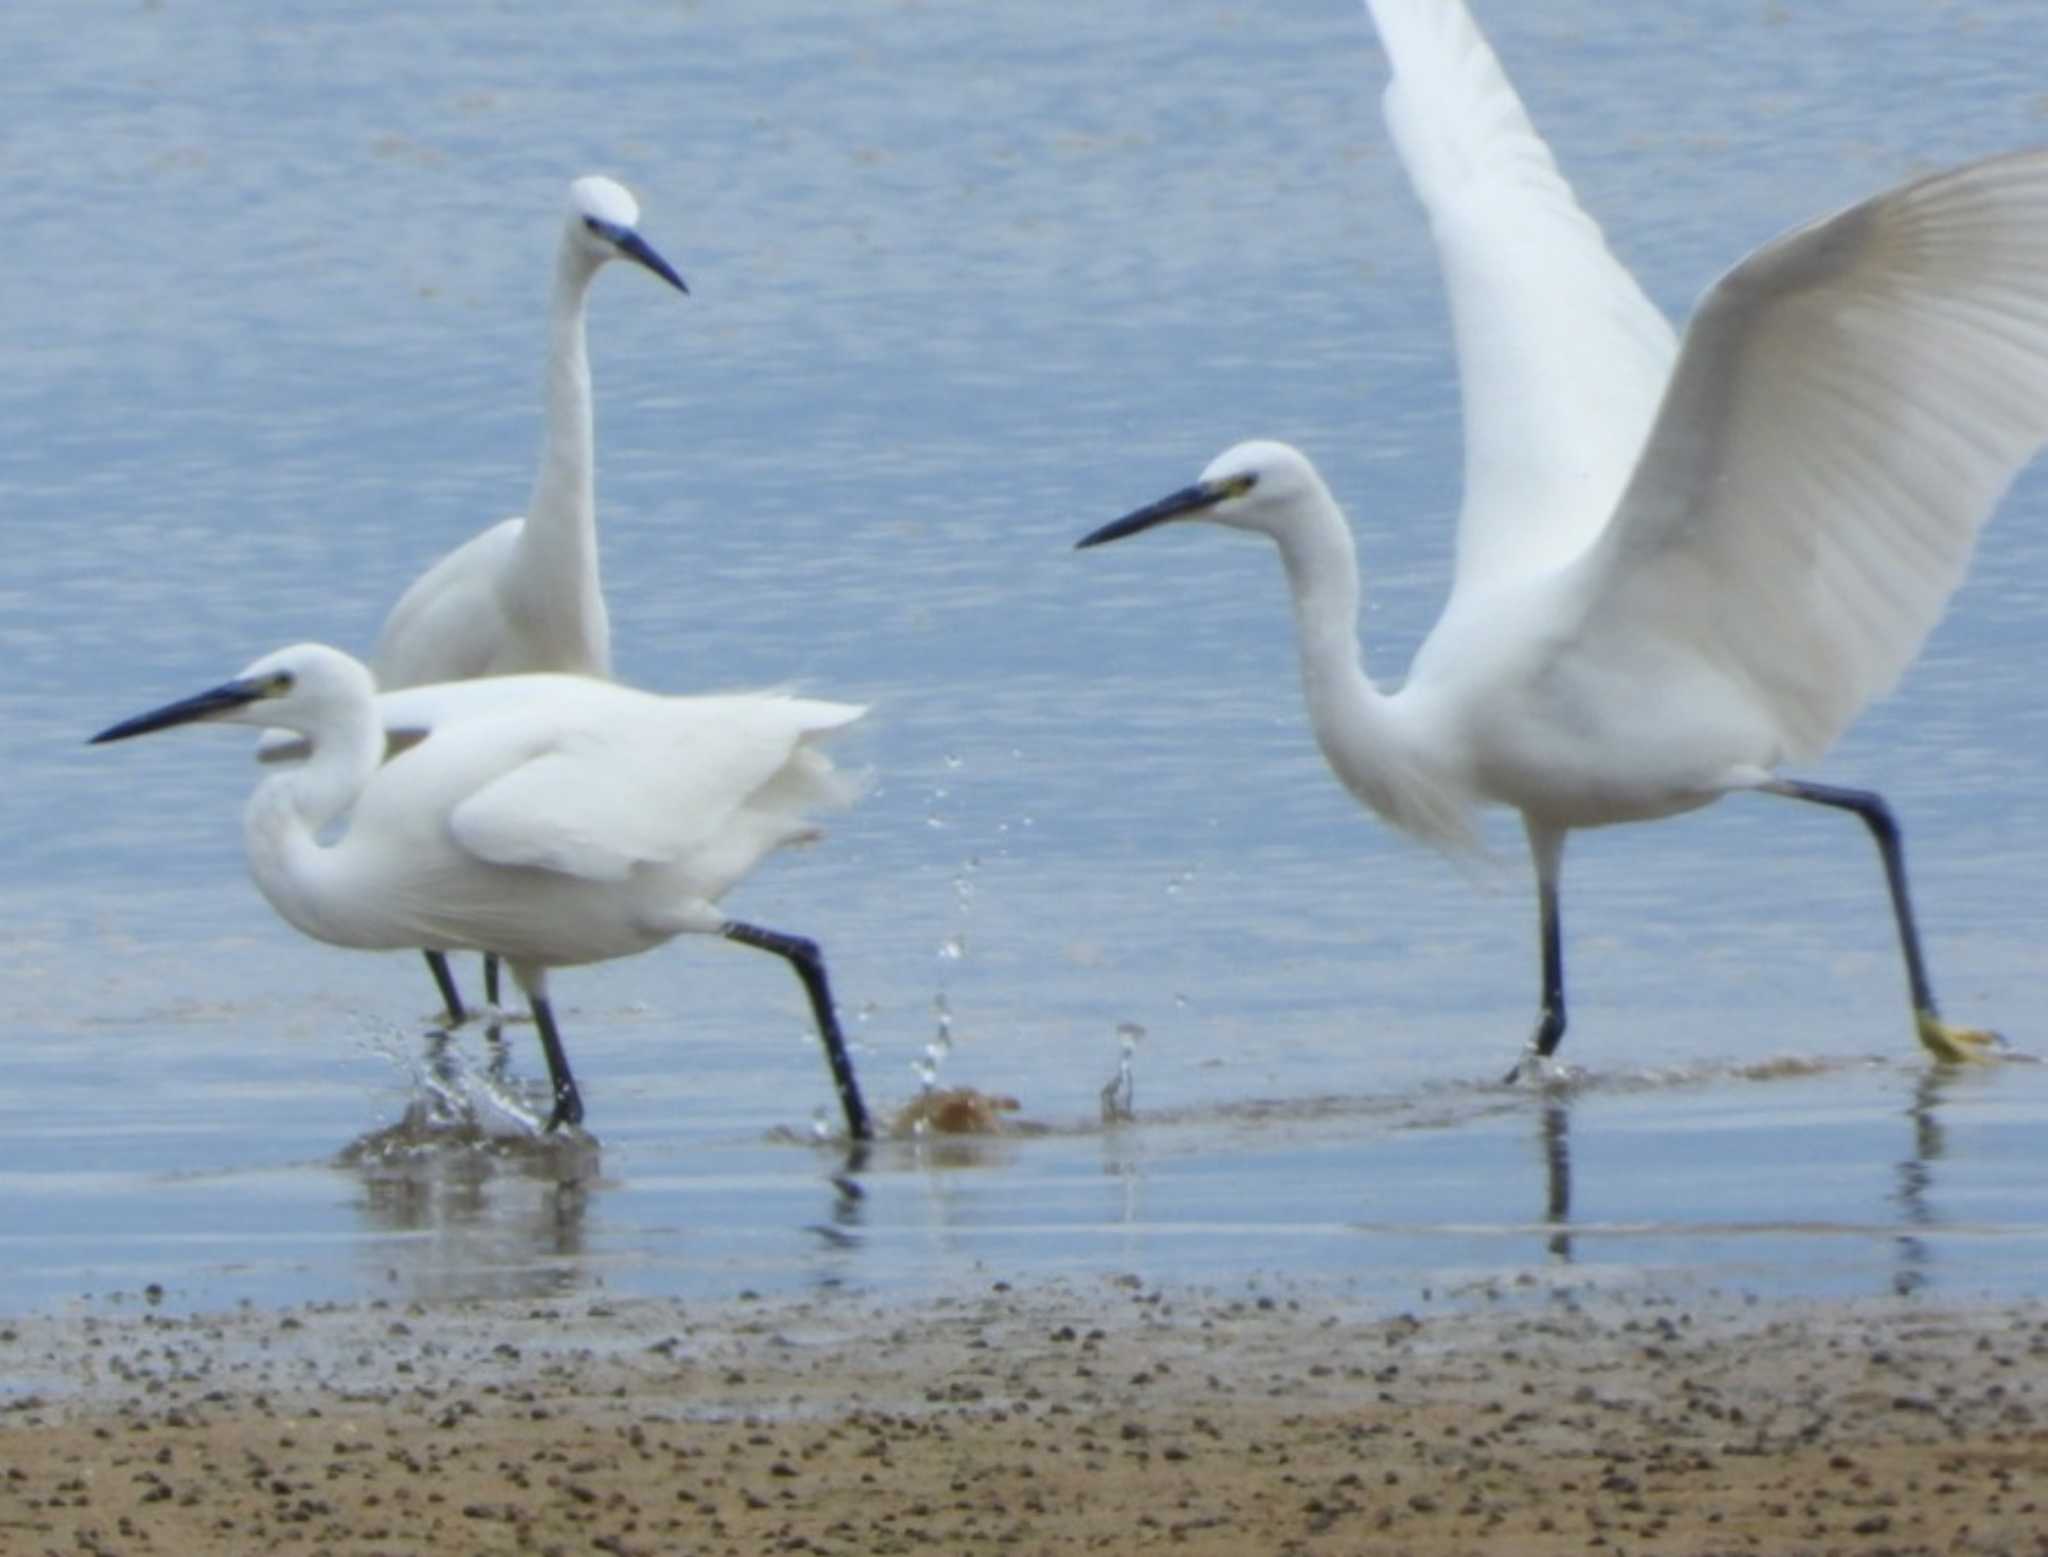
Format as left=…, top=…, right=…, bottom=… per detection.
left=582, top=214, right=602, bottom=234
left=268, top=671, right=295, bottom=694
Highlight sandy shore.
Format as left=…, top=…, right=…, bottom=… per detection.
left=2, top=1280, right=2044, bottom=1555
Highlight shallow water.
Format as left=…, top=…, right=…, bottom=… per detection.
left=4, top=0, right=2047, bottom=1322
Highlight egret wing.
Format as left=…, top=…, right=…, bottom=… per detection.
left=447, top=694, right=866, bottom=883
left=372, top=518, right=524, bottom=688
left=1569, top=150, right=2048, bottom=761
left=1365, top=0, right=1675, bottom=599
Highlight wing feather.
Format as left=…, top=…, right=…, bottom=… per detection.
left=372, top=518, right=524, bottom=688
left=446, top=693, right=866, bottom=883
left=1569, top=149, right=2048, bottom=761
left=1364, top=0, right=1676, bottom=599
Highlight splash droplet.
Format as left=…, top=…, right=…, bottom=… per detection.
left=916, top=995, right=955, bottom=1094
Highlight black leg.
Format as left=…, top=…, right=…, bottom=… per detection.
left=1762, top=778, right=1999, bottom=1061
left=1506, top=824, right=1569, bottom=1083
left=723, top=922, right=873, bottom=1142
left=483, top=953, right=502, bottom=1008
left=1532, top=868, right=1567, bottom=1057
left=424, top=950, right=467, bottom=1026
left=527, top=994, right=585, bottom=1132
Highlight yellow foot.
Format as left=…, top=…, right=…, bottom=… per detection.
left=1916, top=1010, right=2004, bottom=1064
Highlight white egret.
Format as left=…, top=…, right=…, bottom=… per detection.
left=376, top=175, right=686, bottom=1023
left=98, top=644, right=873, bottom=1140
left=1078, top=5, right=2048, bottom=1075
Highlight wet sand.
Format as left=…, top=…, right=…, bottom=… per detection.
left=2, top=1281, right=2044, bottom=1555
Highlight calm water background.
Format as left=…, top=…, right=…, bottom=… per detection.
left=3, top=0, right=2046, bottom=1319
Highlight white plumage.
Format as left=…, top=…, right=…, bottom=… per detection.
left=374, top=174, right=685, bottom=687
left=97, top=644, right=873, bottom=1139
left=370, top=173, right=686, bottom=1020
left=1367, top=0, right=1676, bottom=601
left=1080, top=0, right=2048, bottom=1073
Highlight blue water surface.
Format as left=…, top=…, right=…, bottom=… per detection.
left=2, top=0, right=2045, bottom=1320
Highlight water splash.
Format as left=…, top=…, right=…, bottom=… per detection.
left=912, top=994, right=956, bottom=1093
left=953, top=854, right=980, bottom=910
left=933, top=838, right=978, bottom=1040
left=905, top=997, right=960, bottom=1139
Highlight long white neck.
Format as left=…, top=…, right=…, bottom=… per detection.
left=1273, top=492, right=1477, bottom=854
left=510, top=242, right=611, bottom=676
left=241, top=698, right=387, bottom=948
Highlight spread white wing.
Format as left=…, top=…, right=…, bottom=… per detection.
left=1567, top=150, right=2048, bottom=762
left=1364, top=0, right=1676, bottom=601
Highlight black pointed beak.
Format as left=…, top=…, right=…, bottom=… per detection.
left=90, top=678, right=269, bottom=745
left=1075, top=481, right=1229, bottom=550
left=617, top=230, right=688, bottom=295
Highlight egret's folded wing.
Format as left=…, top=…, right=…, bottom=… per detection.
left=1569, top=150, right=2048, bottom=762
left=447, top=695, right=866, bottom=883
left=372, top=518, right=524, bottom=689
left=1365, top=0, right=1675, bottom=599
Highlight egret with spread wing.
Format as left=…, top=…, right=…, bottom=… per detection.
left=1080, top=0, right=2048, bottom=1075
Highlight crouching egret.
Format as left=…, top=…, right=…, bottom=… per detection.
left=97, top=644, right=873, bottom=1140
left=375, top=175, right=687, bottom=1024
left=1080, top=144, right=2048, bottom=1076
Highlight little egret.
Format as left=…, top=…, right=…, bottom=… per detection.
left=97, top=644, right=873, bottom=1140
left=1078, top=8, right=2048, bottom=1074
left=376, top=175, right=686, bottom=1023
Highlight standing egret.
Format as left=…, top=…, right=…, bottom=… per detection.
left=376, top=175, right=687, bottom=1023
left=98, top=644, right=873, bottom=1140
left=1078, top=17, right=2048, bottom=1073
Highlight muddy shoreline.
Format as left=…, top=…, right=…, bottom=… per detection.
left=3, top=1280, right=2044, bottom=1555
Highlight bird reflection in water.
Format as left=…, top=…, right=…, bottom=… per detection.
left=806, top=1164, right=870, bottom=1259
left=336, top=1025, right=600, bottom=1304
left=1540, top=1098, right=1573, bottom=1263
left=1891, top=1068, right=1953, bottom=1297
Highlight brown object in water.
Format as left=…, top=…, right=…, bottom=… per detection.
left=892, top=1085, right=1022, bottom=1135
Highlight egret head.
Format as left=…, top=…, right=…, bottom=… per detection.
left=1076, top=440, right=1330, bottom=550
left=90, top=645, right=374, bottom=744
left=565, top=174, right=688, bottom=294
